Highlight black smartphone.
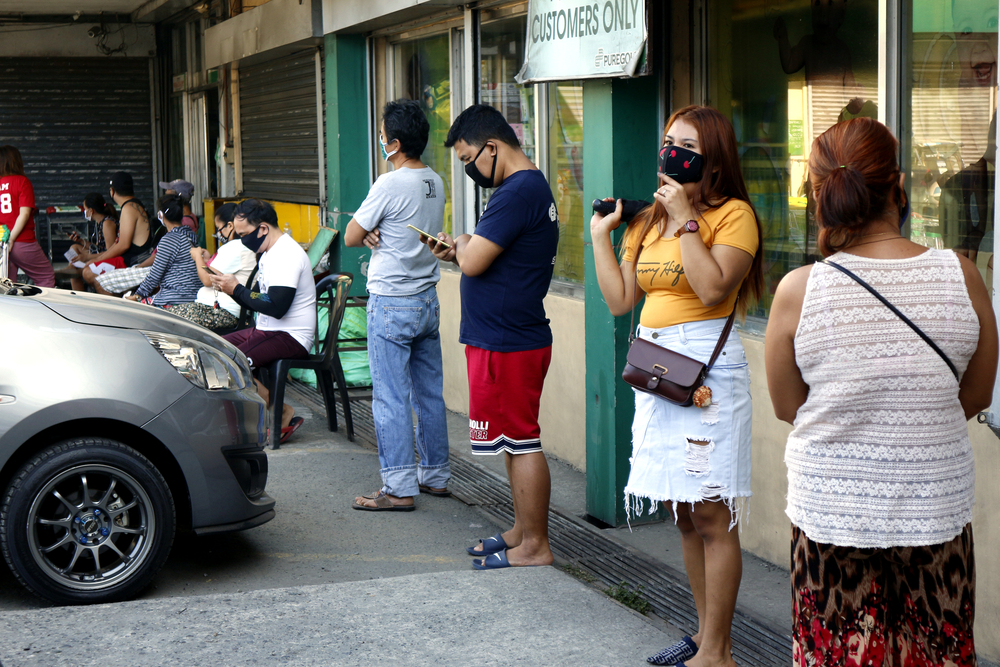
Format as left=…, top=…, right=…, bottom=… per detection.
left=591, top=199, right=652, bottom=223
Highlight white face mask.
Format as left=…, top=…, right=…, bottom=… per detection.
left=379, top=135, right=398, bottom=162
left=157, top=211, right=164, bottom=224
left=83, top=209, right=92, bottom=222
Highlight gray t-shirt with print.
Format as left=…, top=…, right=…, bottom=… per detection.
left=354, top=166, right=446, bottom=297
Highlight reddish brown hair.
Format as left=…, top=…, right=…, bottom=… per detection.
left=809, top=118, right=905, bottom=255
left=0, top=146, right=24, bottom=177
left=621, top=105, right=764, bottom=319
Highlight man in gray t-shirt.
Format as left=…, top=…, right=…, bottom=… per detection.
left=353, top=164, right=445, bottom=297
left=345, top=99, right=451, bottom=511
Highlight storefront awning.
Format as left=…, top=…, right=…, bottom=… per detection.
left=515, top=0, right=647, bottom=84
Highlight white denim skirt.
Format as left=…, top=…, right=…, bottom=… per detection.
left=623, top=317, right=753, bottom=529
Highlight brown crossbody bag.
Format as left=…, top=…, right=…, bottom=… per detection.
left=621, top=265, right=739, bottom=407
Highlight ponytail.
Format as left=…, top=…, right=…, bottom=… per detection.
left=84, top=192, right=117, bottom=219
left=810, top=118, right=903, bottom=256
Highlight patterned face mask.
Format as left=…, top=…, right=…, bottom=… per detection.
left=658, top=145, right=703, bottom=184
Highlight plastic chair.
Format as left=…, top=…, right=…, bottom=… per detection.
left=306, top=226, right=338, bottom=274
left=267, top=273, right=354, bottom=449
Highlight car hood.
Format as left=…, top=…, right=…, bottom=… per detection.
left=31, top=288, right=238, bottom=356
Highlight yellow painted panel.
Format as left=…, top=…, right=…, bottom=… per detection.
left=202, top=198, right=322, bottom=251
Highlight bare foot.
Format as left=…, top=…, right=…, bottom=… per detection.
left=503, top=541, right=554, bottom=567
left=683, top=650, right=736, bottom=667
left=352, top=491, right=414, bottom=509
left=281, top=403, right=295, bottom=429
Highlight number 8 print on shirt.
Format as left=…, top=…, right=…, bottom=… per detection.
left=0, top=176, right=37, bottom=244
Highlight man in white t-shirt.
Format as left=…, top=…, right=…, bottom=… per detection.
left=345, top=99, right=450, bottom=512
left=211, top=199, right=317, bottom=444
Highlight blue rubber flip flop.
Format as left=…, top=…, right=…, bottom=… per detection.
left=466, top=532, right=508, bottom=557
left=647, top=636, right=698, bottom=665
left=472, top=549, right=511, bottom=570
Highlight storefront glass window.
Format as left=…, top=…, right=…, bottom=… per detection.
left=547, top=82, right=585, bottom=283
left=481, top=18, right=535, bottom=163
left=393, top=35, right=454, bottom=234
left=481, top=17, right=585, bottom=284
left=709, top=0, right=879, bottom=317
left=906, top=0, right=997, bottom=284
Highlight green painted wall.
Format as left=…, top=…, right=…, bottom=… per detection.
left=583, top=75, right=661, bottom=526
left=324, top=33, right=371, bottom=296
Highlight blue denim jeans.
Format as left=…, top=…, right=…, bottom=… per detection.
left=367, top=286, right=450, bottom=497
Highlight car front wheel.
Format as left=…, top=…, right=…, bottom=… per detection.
left=1, top=438, right=175, bottom=604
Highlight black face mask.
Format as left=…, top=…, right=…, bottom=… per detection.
left=658, top=145, right=704, bottom=184
left=241, top=225, right=268, bottom=254
left=465, top=143, right=497, bottom=189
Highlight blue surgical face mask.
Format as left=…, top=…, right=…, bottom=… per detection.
left=379, top=134, right=398, bottom=162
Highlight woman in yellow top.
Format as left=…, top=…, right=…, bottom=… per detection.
left=592, top=105, right=763, bottom=667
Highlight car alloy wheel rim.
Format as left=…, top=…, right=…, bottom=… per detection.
left=26, top=464, right=157, bottom=591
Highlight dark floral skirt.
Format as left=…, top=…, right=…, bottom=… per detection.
left=791, top=524, right=975, bottom=667
left=168, top=302, right=238, bottom=332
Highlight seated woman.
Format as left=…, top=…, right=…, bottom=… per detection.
left=83, top=172, right=156, bottom=294
left=67, top=193, right=118, bottom=292
left=124, top=195, right=202, bottom=308
left=170, top=203, right=257, bottom=331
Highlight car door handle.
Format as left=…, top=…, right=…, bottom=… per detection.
left=0, top=395, right=15, bottom=405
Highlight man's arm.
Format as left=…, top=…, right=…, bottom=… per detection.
left=231, top=284, right=297, bottom=319
left=452, top=234, right=504, bottom=277
left=345, top=218, right=380, bottom=248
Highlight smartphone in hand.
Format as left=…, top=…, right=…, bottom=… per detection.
left=407, top=224, right=452, bottom=249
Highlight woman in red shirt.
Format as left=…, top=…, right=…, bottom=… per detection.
left=0, top=146, right=55, bottom=287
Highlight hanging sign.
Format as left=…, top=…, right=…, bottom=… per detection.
left=516, top=0, right=647, bottom=84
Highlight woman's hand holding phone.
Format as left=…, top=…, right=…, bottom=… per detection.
left=590, top=197, right=624, bottom=238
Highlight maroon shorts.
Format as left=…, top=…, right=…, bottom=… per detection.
left=466, top=345, right=551, bottom=455
left=223, top=327, right=309, bottom=370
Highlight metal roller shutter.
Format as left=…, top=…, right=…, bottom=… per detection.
left=239, top=49, right=322, bottom=204
left=0, top=57, right=154, bottom=208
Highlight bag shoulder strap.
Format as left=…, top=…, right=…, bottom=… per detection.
left=820, top=259, right=960, bottom=380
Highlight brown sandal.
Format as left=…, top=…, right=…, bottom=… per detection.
left=351, top=490, right=415, bottom=512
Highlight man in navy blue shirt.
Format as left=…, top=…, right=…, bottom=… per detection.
left=428, top=105, right=558, bottom=570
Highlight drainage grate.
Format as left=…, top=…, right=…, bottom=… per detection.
left=286, top=381, right=792, bottom=666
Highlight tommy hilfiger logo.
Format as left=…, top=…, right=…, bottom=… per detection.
left=469, top=419, right=489, bottom=441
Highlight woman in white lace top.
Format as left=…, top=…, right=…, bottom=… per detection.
left=765, top=118, right=997, bottom=665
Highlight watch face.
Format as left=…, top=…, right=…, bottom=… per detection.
left=686, top=220, right=699, bottom=232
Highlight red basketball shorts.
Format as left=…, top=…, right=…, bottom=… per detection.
left=465, top=345, right=552, bottom=455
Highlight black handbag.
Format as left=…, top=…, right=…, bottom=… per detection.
left=820, top=259, right=959, bottom=380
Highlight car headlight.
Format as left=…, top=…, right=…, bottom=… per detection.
left=142, top=332, right=250, bottom=391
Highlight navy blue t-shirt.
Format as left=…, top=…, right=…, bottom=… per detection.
left=460, top=169, right=559, bottom=352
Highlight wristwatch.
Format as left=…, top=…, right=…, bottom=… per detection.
left=674, top=219, right=700, bottom=237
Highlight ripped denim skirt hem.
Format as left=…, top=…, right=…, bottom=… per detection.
left=623, top=317, right=753, bottom=530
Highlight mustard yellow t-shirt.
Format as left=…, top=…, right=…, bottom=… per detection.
left=621, top=199, right=759, bottom=329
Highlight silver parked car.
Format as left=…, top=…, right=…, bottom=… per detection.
left=0, top=281, right=274, bottom=604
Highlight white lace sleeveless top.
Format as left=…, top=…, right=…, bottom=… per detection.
left=786, top=249, right=980, bottom=548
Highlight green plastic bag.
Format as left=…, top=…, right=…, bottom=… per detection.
left=289, top=304, right=371, bottom=388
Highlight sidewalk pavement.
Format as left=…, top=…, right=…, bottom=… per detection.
left=441, top=408, right=793, bottom=636
left=0, top=568, right=676, bottom=666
